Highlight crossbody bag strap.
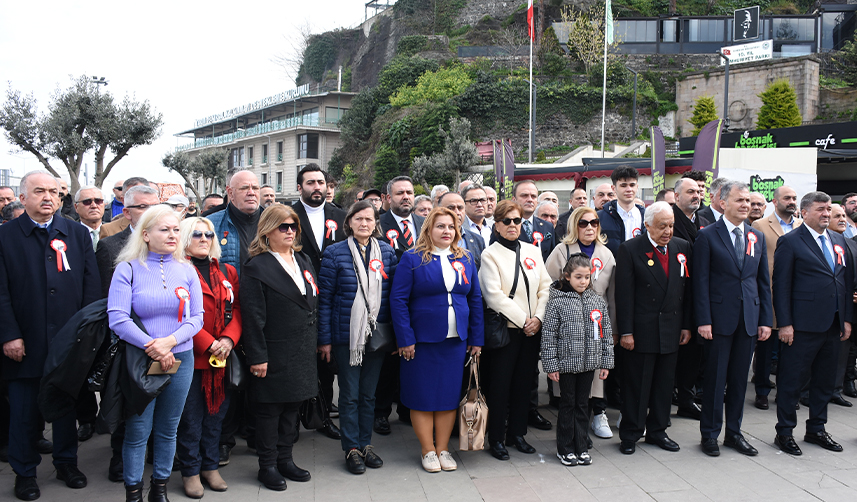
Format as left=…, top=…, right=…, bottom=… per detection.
left=219, top=262, right=233, bottom=325
left=508, top=244, right=521, bottom=300
left=519, top=260, right=532, bottom=318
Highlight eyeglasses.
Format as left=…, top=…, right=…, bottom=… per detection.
left=499, top=217, right=523, bottom=225
left=278, top=222, right=299, bottom=233
left=365, top=197, right=381, bottom=203
left=125, top=204, right=153, bottom=211
left=578, top=219, right=600, bottom=228
left=191, top=230, right=215, bottom=240
left=466, top=198, right=487, bottom=206
left=169, top=203, right=187, bottom=210
left=113, top=186, right=123, bottom=191
left=78, top=198, right=104, bottom=206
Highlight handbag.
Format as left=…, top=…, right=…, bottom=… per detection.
left=458, top=354, right=488, bottom=451
left=87, top=334, right=120, bottom=392
left=483, top=244, right=521, bottom=350
left=214, top=261, right=249, bottom=390
left=299, top=380, right=328, bottom=430
left=353, top=252, right=396, bottom=354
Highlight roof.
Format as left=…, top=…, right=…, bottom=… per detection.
left=513, top=158, right=694, bottom=183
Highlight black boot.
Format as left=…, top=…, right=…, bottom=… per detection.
left=125, top=482, right=144, bottom=502
left=148, top=477, right=169, bottom=502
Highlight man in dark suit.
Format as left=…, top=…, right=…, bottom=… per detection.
left=694, top=180, right=772, bottom=457
left=598, top=166, right=646, bottom=256
left=376, top=176, right=424, bottom=434
left=555, top=187, right=588, bottom=240
left=696, top=177, right=728, bottom=228
left=0, top=171, right=99, bottom=500
left=511, top=180, right=556, bottom=262
left=773, top=191, right=853, bottom=456
left=615, top=201, right=693, bottom=455
left=439, top=192, right=485, bottom=270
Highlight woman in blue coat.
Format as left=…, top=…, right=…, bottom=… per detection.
left=390, top=207, right=484, bottom=473
left=317, top=200, right=397, bottom=475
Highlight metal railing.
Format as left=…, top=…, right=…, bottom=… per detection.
left=177, top=115, right=340, bottom=152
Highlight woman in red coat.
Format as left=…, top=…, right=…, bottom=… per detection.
left=176, top=216, right=242, bottom=499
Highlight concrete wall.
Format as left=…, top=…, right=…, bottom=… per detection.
left=819, top=87, right=857, bottom=120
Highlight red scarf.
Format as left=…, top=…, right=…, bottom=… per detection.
left=197, top=259, right=230, bottom=415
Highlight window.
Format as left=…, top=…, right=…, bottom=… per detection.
left=661, top=20, right=679, bottom=42
left=773, top=18, right=815, bottom=41
left=248, top=146, right=254, bottom=166
left=687, top=19, right=726, bottom=42
left=615, top=20, right=657, bottom=42
left=261, top=172, right=268, bottom=185
left=325, top=107, right=349, bottom=123
left=277, top=141, right=283, bottom=162
left=302, top=107, right=319, bottom=126
left=297, top=133, right=319, bottom=159
left=229, top=147, right=245, bottom=168
left=262, top=144, right=268, bottom=164
left=822, top=11, right=855, bottom=51
left=276, top=171, right=283, bottom=193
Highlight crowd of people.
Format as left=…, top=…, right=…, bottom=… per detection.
left=2, top=163, right=857, bottom=502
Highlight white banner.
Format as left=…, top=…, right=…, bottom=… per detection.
left=720, top=39, right=773, bottom=65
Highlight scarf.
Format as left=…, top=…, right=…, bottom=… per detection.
left=193, top=258, right=228, bottom=415
left=347, top=236, right=383, bottom=366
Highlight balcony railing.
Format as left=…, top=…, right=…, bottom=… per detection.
left=177, top=115, right=339, bottom=152
left=277, top=153, right=283, bottom=162
left=262, top=155, right=268, bottom=164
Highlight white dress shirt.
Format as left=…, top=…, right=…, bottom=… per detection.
left=617, top=204, right=642, bottom=241
left=270, top=249, right=306, bottom=295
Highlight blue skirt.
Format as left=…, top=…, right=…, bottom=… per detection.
left=400, top=337, right=467, bottom=412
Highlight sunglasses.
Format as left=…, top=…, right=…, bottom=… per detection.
left=191, top=230, right=215, bottom=240
left=278, top=222, right=299, bottom=233
left=578, top=218, right=600, bottom=228
left=499, top=217, right=523, bottom=225
left=113, top=187, right=123, bottom=191
left=78, top=198, right=104, bottom=206
left=125, top=204, right=153, bottom=210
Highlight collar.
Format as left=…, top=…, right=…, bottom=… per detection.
left=647, top=235, right=665, bottom=251
left=805, top=225, right=830, bottom=242
left=81, top=221, right=101, bottom=232
left=29, top=215, right=54, bottom=229
left=301, top=200, right=325, bottom=215
left=617, top=203, right=638, bottom=218
left=227, top=202, right=261, bottom=225
left=775, top=213, right=794, bottom=226
left=523, top=215, right=534, bottom=226
left=711, top=205, right=723, bottom=220
left=465, top=215, right=484, bottom=228
left=724, top=217, right=742, bottom=235
left=392, top=212, right=413, bottom=227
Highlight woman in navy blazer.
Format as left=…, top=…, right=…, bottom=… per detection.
left=390, top=207, right=484, bottom=473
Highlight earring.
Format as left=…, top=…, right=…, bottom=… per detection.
left=264, top=236, right=269, bottom=246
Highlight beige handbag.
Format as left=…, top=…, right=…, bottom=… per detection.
left=458, top=354, right=488, bottom=451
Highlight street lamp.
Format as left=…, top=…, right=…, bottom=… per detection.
left=524, top=78, right=539, bottom=163
left=91, top=76, right=108, bottom=91
left=626, top=67, right=638, bottom=141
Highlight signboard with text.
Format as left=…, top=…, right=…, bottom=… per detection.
left=720, top=39, right=772, bottom=65
left=680, top=122, right=857, bottom=155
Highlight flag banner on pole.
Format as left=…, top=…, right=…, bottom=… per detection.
left=527, top=0, right=535, bottom=41
left=493, top=139, right=516, bottom=198
left=605, top=0, right=614, bottom=44
left=650, top=126, right=666, bottom=197
left=691, top=119, right=724, bottom=206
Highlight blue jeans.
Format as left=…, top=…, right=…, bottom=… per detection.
left=123, top=350, right=193, bottom=484
left=176, top=369, right=230, bottom=476
left=332, top=345, right=385, bottom=451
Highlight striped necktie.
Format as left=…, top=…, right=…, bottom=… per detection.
left=402, top=219, right=414, bottom=247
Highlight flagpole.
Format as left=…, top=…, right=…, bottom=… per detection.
left=528, top=29, right=534, bottom=163
left=600, top=5, right=609, bottom=159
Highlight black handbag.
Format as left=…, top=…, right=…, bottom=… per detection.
left=87, top=334, right=120, bottom=392
left=216, top=261, right=249, bottom=391
left=299, top=380, right=328, bottom=430
left=353, top=252, right=396, bottom=354
left=483, top=244, right=521, bottom=350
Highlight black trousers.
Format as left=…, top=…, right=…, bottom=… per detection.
left=254, top=401, right=300, bottom=468
left=833, top=339, right=851, bottom=397
left=776, top=316, right=842, bottom=436
left=75, top=386, right=99, bottom=425
left=619, top=349, right=677, bottom=442
left=483, top=329, right=540, bottom=441
left=374, top=352, right=409, bottom=420
left=674, top=336, right=703, bottom=407
left=557, top=371, right=594, bottom=455
left=220, top=390, right=254, bottom=449
left=846, top=340, right=857, bottom=382
left=753, top=329, right=778, bottom=397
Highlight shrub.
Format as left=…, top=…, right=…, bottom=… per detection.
left=389, top=66, right=473, bottom=107
left=756, top=79, right=802, bottom=129
left=689, top=96, right=719, bottom=136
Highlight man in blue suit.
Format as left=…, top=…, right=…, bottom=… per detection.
left=773, top=191, right=853, bottom=456
left=439, top=192, right=485, bottom=270
left=694, top=180, right=772, bottom=457
left=0, top=171, right=99, bottom=500
left=511, top=180, right=556, bottom=262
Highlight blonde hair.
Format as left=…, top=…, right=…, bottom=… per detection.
left=248, top=204, right=302, bottom=257
left=562, top=207, right=607, bottom=246
left=180, top=217, right=222, bottom=260
left=115, top=205, right=187, bottom=266
left=413, top=207, right=466, bottom=265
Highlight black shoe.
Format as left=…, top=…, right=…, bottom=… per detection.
left=754, top=395, right=769, bottom=410
left=645, top=435, right=680, bottom=452
left=799, top=396, right=810, bottom=407
left=844, top=380, right=857, bottom=398
left=830, top=395, right=853, bottom=407
left=36, top=436, right=52, bottom=454
left=506, top=435, right=536, bottom=454
left=774, top=434, right=802, bottom=456
left=125, top=482, right=143, bottom=502
left=329, top=403, right=339, bottom=418
left=488, top=440, right=510, bottom=460
left=278, top=460, right=311, bottom=482
left=701, top=438, right=720, bottom=456
left=14, top=476, right=39, bottom=501
left=56, top=464, right=87, bottom=489
left=318, top=420, right=341, bottom=440
left=804, top=431, right=843, bottom=452
left=619, top=441, right=636, bottom=455
left=218, top=445, right=231, bottom=466
left=148, top=476, right=169, bottom=502
left=108, top=454, right=124, bottom=482
left=528, top=410, right=552, bottom=431
left=345, top=449, right=366, bottom=474
left=77, top=423, right=95, bottom=442
left=676, top=402, right=702, bottom=420
left=257, top=466, right=287, bottom=491
left=723, top=434, right=758, bottom=456
left=373, top=417, right=391, bottom=435
left=362, top=445, right=383, bottom=468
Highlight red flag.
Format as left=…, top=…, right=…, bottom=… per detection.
left=527, top=0, right=535, bottom=41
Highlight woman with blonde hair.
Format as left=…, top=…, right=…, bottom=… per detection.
left=389, top=207, right=483, bottom=473
left=240, top=204, right=318, bottom=491
left=176, top=217, right=242, bottom=498
left=108, top=204, right=205, bottom=502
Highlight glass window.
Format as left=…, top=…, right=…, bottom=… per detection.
left=302, top=107, right=319, bottom=126
left=276, top=172, right=283, bottom=193
left=615, top=20, right=657, bottom=42
left=262, top=144, right=268, bottom=164
left=277, top=141, right=283, bottom=162
left=821, top=11, right=856, bottom=51
left=261, top=172, right=268, bottom=185
left=688, top=19, right=726, bottom=42
left=325, top=107, right=349, bottom=123
left=662, top=20, right=678, bottom=42
left=297, top=133, right=319, bottom=159
left=248, top=146, right=254, bottom=166
left=230, top=147, right=244, bottom=168
left=773, top=18, right=814, bottom=41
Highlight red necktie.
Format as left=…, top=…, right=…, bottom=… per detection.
left=402, top=220, right=414, bottom=247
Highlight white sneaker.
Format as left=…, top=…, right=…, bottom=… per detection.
left=421, top=451, right=441, bottom=473
left=438, top=450, right=457, bottom=471
left=591, top=412, right=613, bottom=439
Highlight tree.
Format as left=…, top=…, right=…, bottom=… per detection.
left=689, top=96, right=719, bottom=136
left=272, top=21, right=315, bottom=84
left=162, top=148, right=227, bottom=201
left=756, top=79, right=802, bottom=130
left=410, top=117, right=479, bottom=188
left=492, top=26, right=528, bottom=72
left=389, top=66, right=473, bottom=107
left=0, top=75, right=162, bottom=193
left=831, top=40, right=857, bottom=86
left=560, top=4, right=620, bottom=73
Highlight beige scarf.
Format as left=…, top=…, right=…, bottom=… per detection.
left=347, top=237, right=383, bottom=366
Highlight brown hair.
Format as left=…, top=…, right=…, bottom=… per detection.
left=248, top=204, right=302, bottom=257
left=562, top=207, right=607, bottom=246
left=413, top=207, right=466, bottom=265
left=492, top=200, right=523, bottom=227
left=343, top=200, right=381, bottom=238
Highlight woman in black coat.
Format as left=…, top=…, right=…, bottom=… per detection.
left=240, top=204, right=318, bottom=492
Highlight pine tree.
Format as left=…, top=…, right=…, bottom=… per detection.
left=756, top=79, right=802, bottom=129
left=689, top=96, right=719, bottom=136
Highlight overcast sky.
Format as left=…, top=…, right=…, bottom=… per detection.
left=0, top=0, right=369, bottom=195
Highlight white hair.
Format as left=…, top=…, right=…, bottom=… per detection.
left=20, top=171, right=59, bottom=194
left=74, top=185, right=101, bottom=203
left=644, top=201, right=672, bottom=226
left=431, top=185, right=449, bottom=201
left=180, top=217, right=221, bottom=260
left=125, top=185, right=159, bottom=207
left=536, top=200, right=558, bottom=215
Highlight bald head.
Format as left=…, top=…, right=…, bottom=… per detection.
left=593, top=183, right=615, bottom=210
left=227, top=170, right=260, bottom=214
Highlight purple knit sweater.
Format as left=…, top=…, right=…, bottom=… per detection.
left=108, top=253, right=204, bottom=353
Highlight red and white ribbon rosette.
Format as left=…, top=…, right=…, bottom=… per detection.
left=532, top=231, right=543, bottom=247
left=632, top=227, right=642, bottom=237
left=524, top=257, right=536, bottom=270
left=746, top=232, right=757, bottom=257
left=369, top=259, right=388, bottom=281
left=677, top=253, right=689, bottom=277
left=325, top=220, right=338, bottom=241
left=590, top=309, right=603, bottom=339
left=303, top=270, right=318, bottom=296
left=385, top=229, right=399, bottom=249
left=222, top=280, right=234, bottom=303
left=452, top=261, right=469, bottom=285
left=175, top=287, right=190, bottom=322
left=50, top=239, right=71, bottom=272
left=834, top=244, right=846, bottom=266
left=591, top=257, right=603, bottom=282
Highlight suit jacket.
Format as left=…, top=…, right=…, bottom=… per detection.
left=693, top=218, right=772, bottom=336
left=291, top=201, right=346, bottom=275
left=95, top=226, right=132, bottom=298
left=0, top=214, right=100, bottom=379
left=518, top=215, right=556, bottom=263
left=615, top=234, right=693, bottom=354
left=380, top=210, right=425, bottom=261
left=773, top=225, right=854, bottom=333
left=752, top=213, right=803, bottom=286
left=99, top=215, right=129, bottom=239
left=672, top=205, right=709, bottom=244
left=555, top=209, right=573, bottom=241
left=460, top=227, right=485, bottom=270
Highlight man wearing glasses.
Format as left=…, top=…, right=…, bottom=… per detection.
left=103, top=180, right=125, bottom=223
left=462, top=184, right=492, bottom=247
left=73, top=187, right=105, bottom=251
left=360, top=188, right=384, bottom=212
left=99, top=178, right=149, bottom=239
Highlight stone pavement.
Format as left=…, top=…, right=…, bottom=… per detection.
left=5, top=377, right=857, bottom=502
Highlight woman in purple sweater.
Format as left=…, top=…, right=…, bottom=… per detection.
left=108, top=205, right=204, bottom=502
